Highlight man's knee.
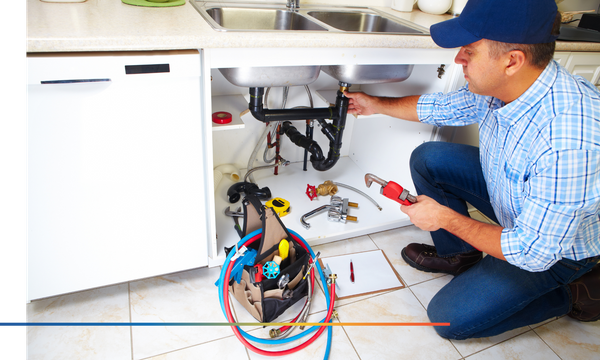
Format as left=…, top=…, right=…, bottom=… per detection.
left=427, top=291, right=471, bottom=340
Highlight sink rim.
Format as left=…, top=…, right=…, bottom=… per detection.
left=191, top=2, right=429, bottom=35
left=202, top=6, right=329, bottom=32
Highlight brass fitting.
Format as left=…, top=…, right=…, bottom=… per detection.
left=269, top=328, right=281, bottom=338
left=317, top=180, right=338, bottom=196
left=331, top=310, right=339, bottom=319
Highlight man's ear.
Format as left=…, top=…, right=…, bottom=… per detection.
left=505, top=50, right=526, bottom=76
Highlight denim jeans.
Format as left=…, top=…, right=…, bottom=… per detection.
left=409, top=141, right=599, bottom=339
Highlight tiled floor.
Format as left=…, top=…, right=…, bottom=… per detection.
left=27, top=216, right=600, bottom=360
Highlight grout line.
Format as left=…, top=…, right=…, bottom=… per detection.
left=337, top=314, right=363, bottom=360
left=531, top=324, right=565, bottom=360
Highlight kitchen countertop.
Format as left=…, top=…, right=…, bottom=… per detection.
left=27, top=0, right=600, bottom=53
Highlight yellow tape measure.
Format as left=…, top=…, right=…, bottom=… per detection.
left=266, top=197, right=291, bottom=217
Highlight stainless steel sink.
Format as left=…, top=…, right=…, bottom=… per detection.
left=194, top=3, right=426, bottom=86
left=219, top=66, right=321, bottom=87
left=204, top=7, right=327, bottom=31
left=307, top=11, right=423, bottom=34
left=323, top=64, right=414, bottom=84
left=192, top=2, right=429, bottom=35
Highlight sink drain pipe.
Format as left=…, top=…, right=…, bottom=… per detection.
left=248, top=82, right=350, bottom=171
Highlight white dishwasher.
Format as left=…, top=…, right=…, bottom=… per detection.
left=27, top=51, right=209, bottom=301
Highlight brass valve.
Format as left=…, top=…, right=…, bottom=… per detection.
left=317, top=180, right=338, bottom=196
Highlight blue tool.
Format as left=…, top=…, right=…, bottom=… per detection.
left=216, top=248, right=257, bottom=286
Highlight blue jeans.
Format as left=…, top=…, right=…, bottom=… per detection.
left=409, top=142, right=599, bottom=340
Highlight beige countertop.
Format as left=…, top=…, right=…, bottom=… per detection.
left=27, top=0, right=600, bottom=53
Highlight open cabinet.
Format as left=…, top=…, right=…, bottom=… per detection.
left=203, top=47, right=462, bottom=265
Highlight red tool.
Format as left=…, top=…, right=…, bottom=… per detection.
left=364, top=173, right=417, bottom=206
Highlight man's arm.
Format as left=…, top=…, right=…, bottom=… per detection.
left=401, top=195, right=506, bottom=260
left=344, top=91, right=421, bottom=122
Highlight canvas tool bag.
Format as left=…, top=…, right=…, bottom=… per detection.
left=228, top=195, right=310, bottom=323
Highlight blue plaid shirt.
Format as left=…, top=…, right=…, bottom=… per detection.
left=417, top=60, right=600, bottom=272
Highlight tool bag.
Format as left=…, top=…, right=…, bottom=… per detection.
left=228, top=195, right=310, bottom=323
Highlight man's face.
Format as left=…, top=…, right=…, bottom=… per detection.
left=454, top=40, right=506, bottom=97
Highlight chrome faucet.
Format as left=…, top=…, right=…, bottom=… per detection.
left=286, top=0, right=299, bottom=11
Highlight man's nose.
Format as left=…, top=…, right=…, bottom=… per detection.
left=454, top=49, right=467, bottom=66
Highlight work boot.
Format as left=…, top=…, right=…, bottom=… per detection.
left=569, top=263, right=600, bottom=322
left=401, top=243, right=482, bottom=276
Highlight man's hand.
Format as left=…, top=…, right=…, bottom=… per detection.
left=344, top=91, right=379, bottom=116
left=400, top=195, right=446, bottom=232
left=344, top=91, right=421, bottom=122
left=401, top=194, right=506, bottom=261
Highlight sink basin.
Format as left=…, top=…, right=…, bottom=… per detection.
left=307, top=11, right=423, bottom=34
left=192, top=2, right=429, bottom=35
left=219, top=66, right=322, bottom=87
left=323, top=64, right=414, bottom=84
left=204, top=7, right=327, bottom=31
left=195, top=3, right=425, bottom=86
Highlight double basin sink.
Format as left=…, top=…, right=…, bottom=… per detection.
left=192, top=2, right=427, bottom=86
left=192, top=1, right=427, bottom=34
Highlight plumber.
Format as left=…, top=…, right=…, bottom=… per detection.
left=345, top=0, right=600, bottom=339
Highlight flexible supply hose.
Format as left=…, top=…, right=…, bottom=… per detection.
left=219, top=231, right=332, bottom=350
left=217, top=229, right=334, bottom=358
left=223, top=255, right=335, bottom=357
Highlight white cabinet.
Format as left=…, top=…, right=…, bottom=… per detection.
left=563, top=52, right=600, bottom=90
left=27, top=51, right=211, bottom=301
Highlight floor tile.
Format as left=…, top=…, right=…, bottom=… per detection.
left=26, top=284, right=131, bottom=360
left=145, top=335, right=250, bottom=360
left=534, top=316, right=600, bottom=360
left=311, top=235, right=378, bottom=258
left=450, top=327, right=532, bottom=358
left=464, top=330, right=560, bottom=360
left=336, top=288, right=461, bottom=360
left=129, top=266, right=236, bottom=360
left=368, top=226, right=447, bottom=286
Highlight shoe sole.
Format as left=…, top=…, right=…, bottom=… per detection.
left=401, top=248, right=459, bottom=276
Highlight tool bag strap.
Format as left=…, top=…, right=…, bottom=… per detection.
left=255, top=206, right=293, bottom=265
left=241, top=195, right=264, bottom=238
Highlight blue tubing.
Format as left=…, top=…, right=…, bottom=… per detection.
left=217, top=228, right=333, bottom=357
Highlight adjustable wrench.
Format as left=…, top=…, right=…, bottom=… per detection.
left=364, top=173, right=417, bottom=206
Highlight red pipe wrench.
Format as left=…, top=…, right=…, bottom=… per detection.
left=364, top=173, right=417, bottom=206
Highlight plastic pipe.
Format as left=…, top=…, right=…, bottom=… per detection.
left=214, top=164, right=241, bottom=182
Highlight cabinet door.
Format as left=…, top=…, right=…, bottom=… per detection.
left=27, top=52, right=209, bottom=300
left=564, top=52, right=600, bottom=90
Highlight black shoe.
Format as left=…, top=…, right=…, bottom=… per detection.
left=569, top=264, right=600, bottom=322
left=401, top=243, right=482, bottom=276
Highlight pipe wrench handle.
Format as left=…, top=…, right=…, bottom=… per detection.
left=382, top=181, right=417, bottom=206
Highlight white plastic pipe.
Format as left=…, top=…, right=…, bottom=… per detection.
left=214, top=164, right=241, bottom=192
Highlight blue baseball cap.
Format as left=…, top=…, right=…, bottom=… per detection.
left=430, top=0, right=559, bottom=48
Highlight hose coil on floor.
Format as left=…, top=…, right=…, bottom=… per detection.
left=216, top=229, right=335, bottom=359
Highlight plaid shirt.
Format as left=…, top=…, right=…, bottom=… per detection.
left=417, top=60, right=600, bottom=272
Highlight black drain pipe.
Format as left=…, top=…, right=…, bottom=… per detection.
left=249, top=87, right=335, bottom=122
left=248, top=83, right=350, bottom=172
